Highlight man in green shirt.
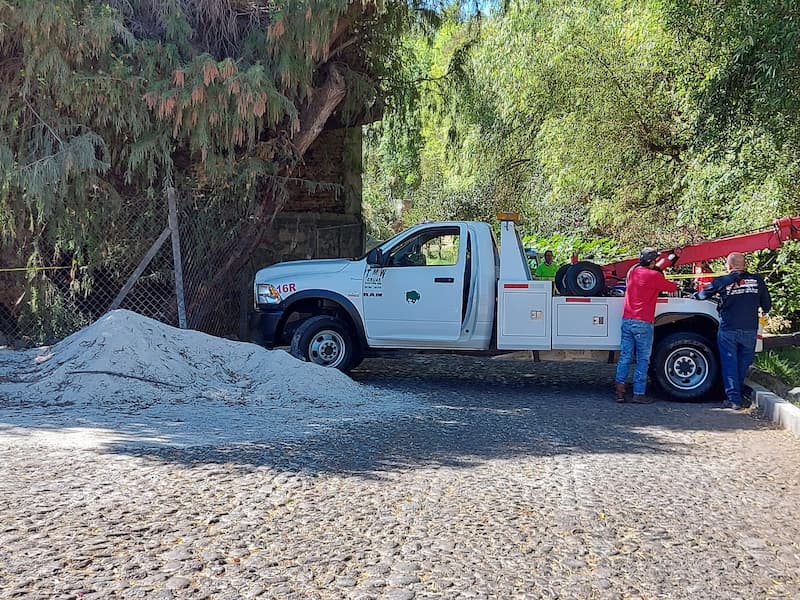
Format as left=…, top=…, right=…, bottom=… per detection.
left=534, top=250, right=560, bottom=279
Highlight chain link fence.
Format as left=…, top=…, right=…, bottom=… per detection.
left=1, top=195, right=177, bottom=347
left=0, top=189, right=285, bottom=348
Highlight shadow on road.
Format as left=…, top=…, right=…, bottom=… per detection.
left=90, top=355, right=772, bottom=476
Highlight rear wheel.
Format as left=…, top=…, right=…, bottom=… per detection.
left=290, top=315, right=361, bottom=372
left=566, top=261, right=606, bottom=296
left=652, top=331, right=719, bottom=401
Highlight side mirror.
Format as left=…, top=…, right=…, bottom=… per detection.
left=367, top=247, right=384, bottom=267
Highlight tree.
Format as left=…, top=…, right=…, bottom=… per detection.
left=661, top=0, right=800, bottom=234
left=0, top=0, right=416, bottom=326
left=365, top=1, right=708, bottom=243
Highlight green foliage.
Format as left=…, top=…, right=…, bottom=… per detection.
left=0, top=0, right=422, bottom=241
left=0, top=2, right=283, bottom=246
left=663, top=0, right=800, bottom=145
left=754, top=347, right=800, bottom=389
left=521, top=234, right=632, bottom=268
left=1, top=0, right=435, bottom=333
left=753, top=242, right=800, bottom=328
left=363, top=0, right=800, bottom=326
left=17, top=279, right=93, bottom=345
left=365, top=0, right=704, bottom=243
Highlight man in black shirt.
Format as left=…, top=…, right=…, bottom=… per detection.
left=696, top=252, right=772, bottom=410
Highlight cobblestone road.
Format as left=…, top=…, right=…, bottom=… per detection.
left=2, top=355, right=800, bottom=599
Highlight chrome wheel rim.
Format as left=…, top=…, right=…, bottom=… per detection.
left=664, top=347, right=709, bottom=391
left=576, top=270, right=597, bottom=291
left=308, top=330, right=346, bottom=368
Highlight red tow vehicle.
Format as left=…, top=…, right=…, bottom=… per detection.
left=555, top=216, right=800, bottom=297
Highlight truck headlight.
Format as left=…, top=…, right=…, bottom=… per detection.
left=256, top=283, right=282, bottom=305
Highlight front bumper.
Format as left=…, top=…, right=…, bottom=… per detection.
left=252, top=305, right=285, bottom=347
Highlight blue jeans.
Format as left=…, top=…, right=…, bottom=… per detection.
left=717, top=328, right=757, bottom=406
left=615, top=318, right=655, bottom=396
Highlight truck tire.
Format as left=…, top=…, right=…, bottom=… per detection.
left=290, top=315, right=361, bottom=372
left=566, top=261, right=606, bottom=296
left=652, top=331, right=719, bottom=401
left=554, top=265, right=571, bottom=295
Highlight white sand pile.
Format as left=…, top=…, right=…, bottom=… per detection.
left=0, top=310, right=416, bottom=449
left=1, top=309, right=366, bottom=407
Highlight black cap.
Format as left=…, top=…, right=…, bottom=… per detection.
left=639, top=247, right=659, bottom=265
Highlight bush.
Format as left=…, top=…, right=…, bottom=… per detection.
left=754, top=241, right=800, bottom=330
left=754, top=347, right=800, bottom=388
left=520, top=233, right=631, bottom=267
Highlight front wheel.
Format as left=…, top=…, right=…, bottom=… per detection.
left=290, top=315, right=361, bottom=372
left=651, top=331, right=719, bottom=401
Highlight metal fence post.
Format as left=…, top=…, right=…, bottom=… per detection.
left=167, top=188, right=187, bottom=329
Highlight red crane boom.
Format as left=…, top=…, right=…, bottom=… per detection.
left=601, top=216, right=800, bottom=286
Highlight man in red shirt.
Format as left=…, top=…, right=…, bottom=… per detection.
left=614, top=248, right=678, bottom=403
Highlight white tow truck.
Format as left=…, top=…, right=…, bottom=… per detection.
left=252, top=214, right=741, bottom=400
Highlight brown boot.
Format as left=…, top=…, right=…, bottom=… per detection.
left=632, top=395, right=653, bottom=404
left=615, top=383, right=626, bottom=403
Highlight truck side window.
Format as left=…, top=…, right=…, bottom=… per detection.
left=386, top=228, right=460, bottom=267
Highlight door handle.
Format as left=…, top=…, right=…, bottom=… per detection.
left=434, top=277, right=455, bottom=283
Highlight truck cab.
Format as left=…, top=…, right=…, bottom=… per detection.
left=253, top=216, right=724, bottom=400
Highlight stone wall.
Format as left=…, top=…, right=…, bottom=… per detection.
left=239, top=126, right=365, bottom=339
left=260, top=125, right=364, bottom=262
left=284, top=127, right=362, bottom=216
left=252, top=212, right=364, bottom=266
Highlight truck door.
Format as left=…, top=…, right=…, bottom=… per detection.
left=363, top=225, right=466, bottom=345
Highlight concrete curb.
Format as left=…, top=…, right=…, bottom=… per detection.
left=747, top=380, right=800, bottom=439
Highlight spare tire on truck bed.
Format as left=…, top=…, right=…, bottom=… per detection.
left=565, top=261, right=606, bottom=296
